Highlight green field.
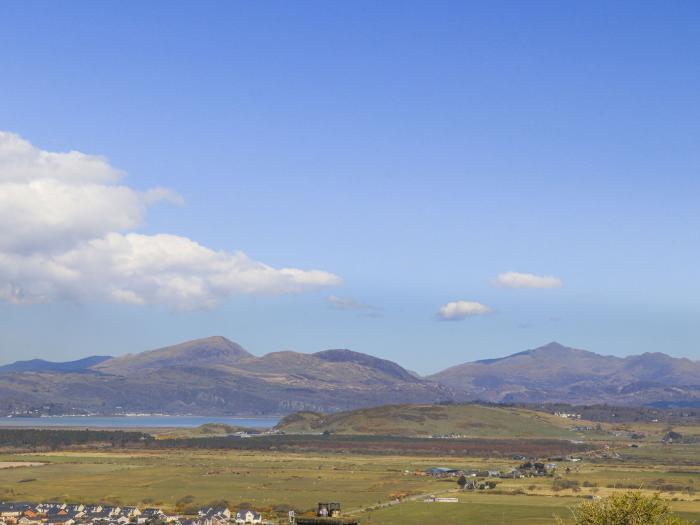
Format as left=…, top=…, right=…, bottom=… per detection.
left=358, top=494, right=700, bottom=525
left=0, top=450, right=440, bottom=511
left=1, top=440, right=699, bottom=523
left=359, top=494, right=579, bottom=525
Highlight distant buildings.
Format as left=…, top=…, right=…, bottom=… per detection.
left=0, top=504, right=261, bottom=525
left=554, top=412, right=581, bottom=419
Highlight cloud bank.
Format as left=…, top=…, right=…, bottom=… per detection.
left=0, top=132, right=340, bottom=309
left=495, top=271, right=563, bottom=289
left=438, top=300, right=493, bottom=320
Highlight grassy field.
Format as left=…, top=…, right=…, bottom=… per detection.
left=0, top=450, right=442, bottom=511
left=0, top=440, right=698, bottom=523
left=359, top=494, right=580, bottom=525
left=358, top=494, right=700, bottom=525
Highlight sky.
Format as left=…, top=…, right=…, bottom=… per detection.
left=0, top=1, right=698, bottom=373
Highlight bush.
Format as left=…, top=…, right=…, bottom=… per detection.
left=552, top=478, right=581, bottom=492
left=556, top=491, right=692, bottom=525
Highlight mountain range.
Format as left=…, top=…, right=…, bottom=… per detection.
left=0, top=338, right=698, bottom=415
left=428, top=342, right=700, bottom=407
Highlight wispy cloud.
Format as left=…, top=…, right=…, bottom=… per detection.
left=437, top=300, right=493, bottom=321
left=0, top=132, right=341, bottom=310
left=327, top=294, right=381, bottom=317
left=494, top=271, right=563, bottom=289
left=327, top=295, right=370, bottom=311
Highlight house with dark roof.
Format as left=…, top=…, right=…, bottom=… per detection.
left=233, top=510, right=260, bottom=525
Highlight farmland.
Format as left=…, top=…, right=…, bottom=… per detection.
left=0, top=439, right=699, bottom=523
left=1, top=404, right=699, bottom=523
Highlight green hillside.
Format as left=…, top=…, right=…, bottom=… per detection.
left=275, top=403, right=588, bottom=439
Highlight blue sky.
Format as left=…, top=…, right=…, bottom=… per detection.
left=0, top=1, right=698, bottom=373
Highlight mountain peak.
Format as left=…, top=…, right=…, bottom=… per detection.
left=429, top=341, right=700, bottom=406
left=94, top=336, right=252, bottom=374
left=539, top=341, right=568, bottom=350
left=524, top=342, right=568, bottom=355
left=476, top=342, right=575, bottom=365
left=314, top=349, right=418, bottom=382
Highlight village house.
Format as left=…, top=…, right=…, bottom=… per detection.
left=120, top=509, right=140, bottom=520
left=425, top=467, right=463, bottom=477
left=136, top=509, right=165, bottom=524
left=499, top=468, right=524, bottom=479
left=194, top=508, right=230, bottom=525
left=0, top=504, right=33, bottom=524
left=18, top=517, right=42, bottom=525
left=232, top=510, right=260, bottom=525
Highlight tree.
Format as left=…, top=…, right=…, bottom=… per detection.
left=556, top=492, right=691, bottom=525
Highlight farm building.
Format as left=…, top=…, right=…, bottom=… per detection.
left=293, top=503, right=358, bottom=525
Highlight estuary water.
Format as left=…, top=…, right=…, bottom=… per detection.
left=0, top=415, right=280, bottom=429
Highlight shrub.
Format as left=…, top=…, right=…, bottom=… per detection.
left=556, top=491, right=692, bottom=525
left=553, top=478, right=581, bottom=492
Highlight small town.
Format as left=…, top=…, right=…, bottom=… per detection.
left=0, top=502, right=366, bottom=525
left=0, top=503, right=263, bottom=525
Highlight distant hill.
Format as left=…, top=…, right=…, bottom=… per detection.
left=0, top=336, right=454, bottom=416
left=275, top=403, right=585, bottom=439
left=0, top=355, right=111, bottom=374
left=428, top=342, right=700, bottom=406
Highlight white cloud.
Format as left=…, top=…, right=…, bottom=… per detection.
left=495, top=271, right=563, bottom=289
left=0, top=131, right=182, bottom=254
left=0, top=132, right=341, bottom=309
left=0, top=131, right=123, bottom=184
left=438, top=300, right=493, bottom=320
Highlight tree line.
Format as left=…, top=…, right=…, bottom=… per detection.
left=0, top=428, right=153, bottom=450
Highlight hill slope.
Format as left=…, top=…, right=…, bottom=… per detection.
left=275, top=403, right=586, bottom=439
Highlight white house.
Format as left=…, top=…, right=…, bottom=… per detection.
left=233, top=510, right=261, bottom=525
